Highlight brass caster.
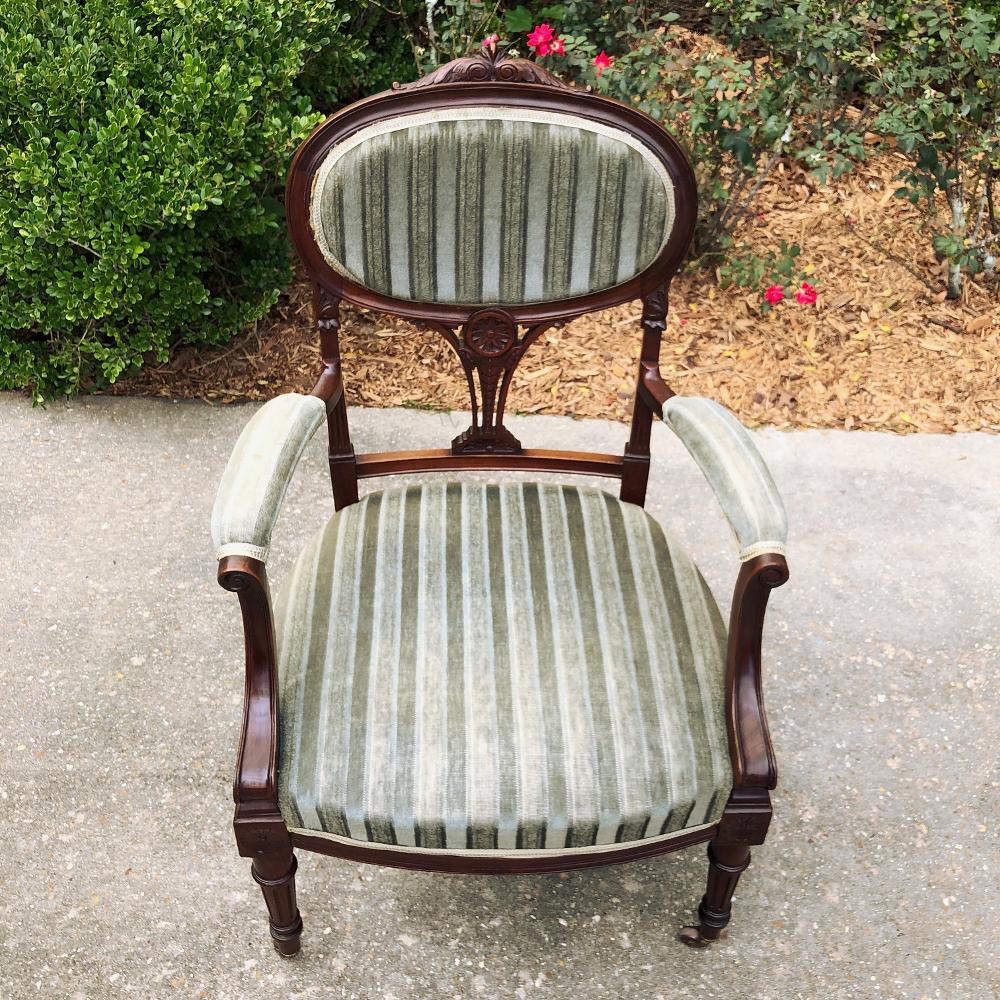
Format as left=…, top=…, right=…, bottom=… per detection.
left=677, top=925, right=725, bottom=949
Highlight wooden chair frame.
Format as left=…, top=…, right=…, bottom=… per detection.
left=217, top=47, right=788, bottom=956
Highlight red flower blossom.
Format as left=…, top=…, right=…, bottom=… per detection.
left=795, top=281, right=818, bottom=305
left=764, top=284, right=785, bottom=305
left=527, top=23, right=555, bottom=54
left=550, top=36, right=565, bottom=55
left=593, top=50, right=613, bottom=76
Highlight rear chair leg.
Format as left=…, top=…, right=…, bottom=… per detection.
left=678, top=840, right=751, bottom=948
left=252, top=849, right=303, bottom=956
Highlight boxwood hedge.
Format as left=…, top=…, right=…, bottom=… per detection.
left=0, top=0, right=349, bottom=401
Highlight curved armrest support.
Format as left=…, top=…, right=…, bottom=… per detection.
left=211, top=393, right=327, bottom=564
left=662, top=396, right=787, bottom=562
left=219, top=556, right=279, bottom=807
left=726, top=553, right=789, bottom=790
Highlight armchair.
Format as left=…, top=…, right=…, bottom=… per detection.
left=211, top=45, right=789, bottom=957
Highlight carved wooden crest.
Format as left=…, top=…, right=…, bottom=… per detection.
left=393, top=44, right=572, bottom=92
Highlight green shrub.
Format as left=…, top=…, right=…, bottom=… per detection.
left=707, top=1, right=894, bottom=177
left=0, top=0, right=348, bottom=402
left=484, top=5, right=854, bottom=259
left=376, top=1, right=669, bottom=82
left=682, top=1, right=904, bottom=262
left=300, top=2, right=416, bottom=108
left=340, top=1, right=503, bottom=79
left=418, top=1, right=504, bottom=73
left=503, top=2, right=675, bottom=92
left=709, top=1, right=1000, bottom=297
left=876, top=3, right=1000, bottom=297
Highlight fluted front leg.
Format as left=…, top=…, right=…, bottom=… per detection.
left=678, top=840, right=751, bottom=948
left=252, top=849, right=303, bottom=956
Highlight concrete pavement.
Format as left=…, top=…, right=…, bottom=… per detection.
left=1, top=395, right=997, bottom=999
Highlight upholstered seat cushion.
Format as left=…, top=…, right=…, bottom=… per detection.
left=274, top=482, right=732, bottom=856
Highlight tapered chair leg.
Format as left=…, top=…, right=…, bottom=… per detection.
left=251, top=850, right=303, bottom=956
left=678, top=840, right=751, bottom=948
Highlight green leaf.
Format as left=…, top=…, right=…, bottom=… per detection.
left=504, top=6, right=534, bottom=33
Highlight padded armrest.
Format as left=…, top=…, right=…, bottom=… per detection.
left=661, top=396, right=788, bottom=562
left=211, top=393, right=327, bottom=563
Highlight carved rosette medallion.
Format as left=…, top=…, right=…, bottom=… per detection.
left=464, top=308, right=516, bottom=357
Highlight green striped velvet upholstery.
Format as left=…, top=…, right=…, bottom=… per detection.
left=211, top=393, right=327, bottom=563
left=274, top=482, right=732, bottom=856
left=662, top=396, right=788, bottom=562
left=310, top=108, right=675, bottom=305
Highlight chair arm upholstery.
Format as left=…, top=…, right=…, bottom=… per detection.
left=211, top=393, right=327, bottom=563
left=661, top=396, right=788, bottom=562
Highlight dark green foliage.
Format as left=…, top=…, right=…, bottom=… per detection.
left=706, top=1, right=1000, bottom=294
left=0, top=0, right=348, bottom=401
left=7, top=0, right=995, bottom=404
left=876, top=4, right=1000, bottom=296
left=504, top=2, right=664, bottom=59
left=503, top=2, right=676, bottom=94
left=718, top=240, right=801, bottom=291
left=299, top=3, right=417, bottom=109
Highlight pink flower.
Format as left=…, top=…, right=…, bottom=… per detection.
left=550, top=36, right=565, bottom=55
left=795, top=281, right=817, bottom=305
left=527, top=23, right=555, bottom=52
left=764, top=284, right=785, bottom=305
left=593, top=50, right=613, bottom=76
left=481, top=33, right=499, bottom=48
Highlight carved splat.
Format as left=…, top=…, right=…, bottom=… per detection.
left=431, top=308, right=548, bottom=455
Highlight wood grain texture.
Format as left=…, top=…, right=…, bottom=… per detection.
left=354, top=447, right=624, bottom=478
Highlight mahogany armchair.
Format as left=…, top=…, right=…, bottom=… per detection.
left=211, top=46, right=789, bottom=956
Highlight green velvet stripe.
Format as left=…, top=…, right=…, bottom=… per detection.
left=274, top=482, right=731, bottom=852
left=359, top=137, right=390, bottom=293
left=313, top=115, right=673, bottom=305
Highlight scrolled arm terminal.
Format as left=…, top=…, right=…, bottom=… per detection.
left=211, top=393, right=327, bottom=564
left=661, top=396, right=788, bottom=562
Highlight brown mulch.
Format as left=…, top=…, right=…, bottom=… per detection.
left=108, top=152, right=1000, bottom=433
